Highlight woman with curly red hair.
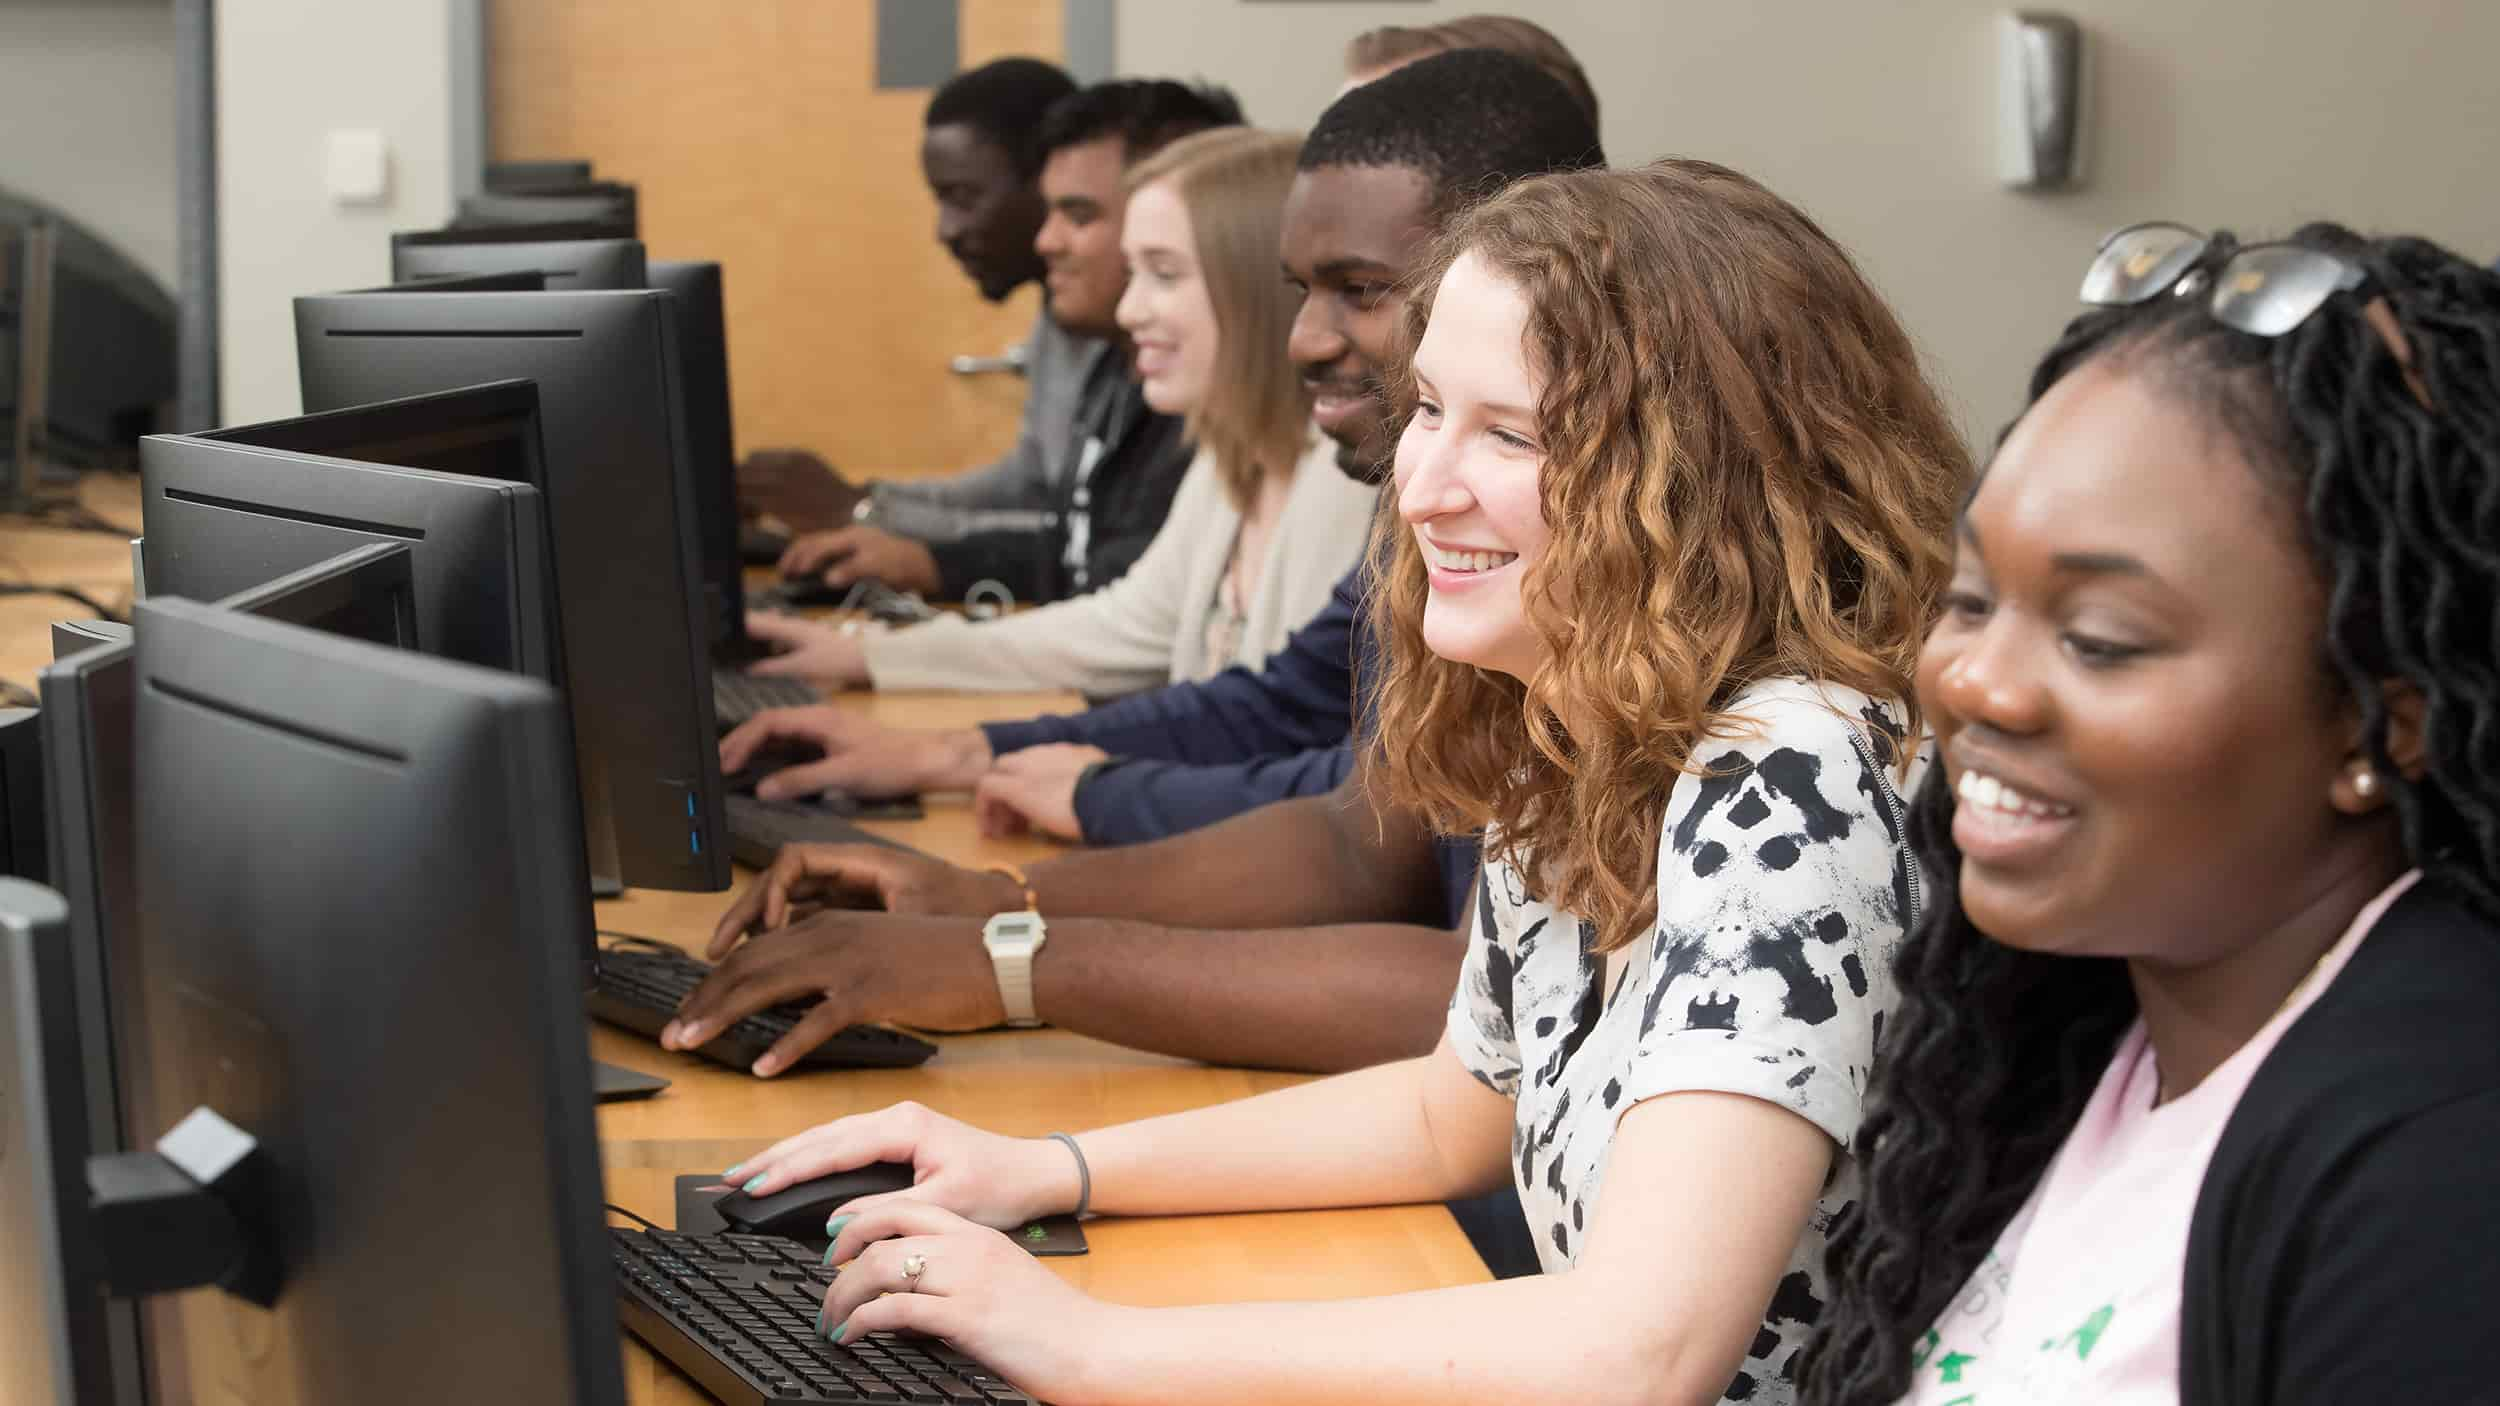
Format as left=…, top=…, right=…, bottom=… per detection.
left=708, top=160, right=1968, bottom=1405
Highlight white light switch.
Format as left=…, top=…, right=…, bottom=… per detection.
left=324, top=128, right=390, bottom=205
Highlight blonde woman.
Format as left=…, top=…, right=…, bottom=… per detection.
left=741, top=127, right=1374, bottom=696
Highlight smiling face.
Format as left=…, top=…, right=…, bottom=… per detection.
left=921, top=122, right=1047, bottom=301
left=1394, top=251, right=1551, bottom=680
left=1919, top=353, right=2400, bottom=965
left=1034, top=135, right=1130, bottom=338
left=1113, top=179, right=1218, bottom=415
left=1281, top=164, right=1440, bottom=481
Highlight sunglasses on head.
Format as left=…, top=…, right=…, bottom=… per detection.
left=2079, top=221, right=2367, bottom=337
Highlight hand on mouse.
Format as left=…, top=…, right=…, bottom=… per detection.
left=708, top=844, right=1028, bottom=947
left=779, top=525, right=943, bottom=597
left=660, top=910, right=1002, bottom=1074
left=720, top=1100, right=1082, bottom=1232
left=972, top=744, right=1109, bottom=841
left=814, top=1199, right=1121, bottom=1397
left=742, top=612, right=870, bottom=687
left=719, top=707, right=992, bottom=802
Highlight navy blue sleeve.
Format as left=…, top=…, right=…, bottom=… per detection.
left=979, top=566, right=1362, bottom=764
left=1070, top=746, right=1357, bottom=846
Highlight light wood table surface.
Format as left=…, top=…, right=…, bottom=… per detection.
left=2, top=477, right=1490, bottom=1404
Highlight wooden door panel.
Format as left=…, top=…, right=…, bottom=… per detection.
left=488, top=0, right=1064, bottom=479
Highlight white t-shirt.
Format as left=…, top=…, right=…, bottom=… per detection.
left=1448, top=677, right=1928, bottom=1406
left=1894, top=870, right=2421, bottom=1405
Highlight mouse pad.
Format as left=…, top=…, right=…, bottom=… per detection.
left=673, top=1175, right=1087, bottom=1256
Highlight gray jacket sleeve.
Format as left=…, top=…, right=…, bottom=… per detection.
left=875, top=312, right=1102, bottom=529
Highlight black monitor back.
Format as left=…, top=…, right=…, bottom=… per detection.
left=392, top=235, right=647, bottom=291
left=488, top=158, right=594, bottom=190
left=354, top=270, right=548, bottom=295
left=455, top=183, right=637, bottom=235
left=648, top=259, right=744, bottom=651
left=213, top=541, right=419, bottom=648
left=1, top=709, right=45, bottom=880
left=37, top=627, right=139, bottom=1154
left=129, top=597, right=621, bottom=1403
left=291, top=289, right=726, bottom=890
left=139, top=416, right=558, bottom=681
left=0, top=880, right=122, bottom=1406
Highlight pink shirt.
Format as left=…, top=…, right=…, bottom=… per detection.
left=1895, top=871, right=2420, bottom=1405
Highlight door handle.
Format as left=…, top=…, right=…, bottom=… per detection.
left=948, top=341, right=1030, bottom=377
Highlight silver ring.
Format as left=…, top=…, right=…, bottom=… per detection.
left=900, top=1253, right=926, bottom=1291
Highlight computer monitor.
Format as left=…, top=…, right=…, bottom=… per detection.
left=140, top=400, right=561, bottom=681
left=488, top=158, right=594, bottom=190
left=648, top=259, right=745, bottom=654
left=454, top=183, right=637, bottom=234
left=38, top=625, right=138, bottom=1149
left=0, top=880, right=124, bottom=1406
left=1, top=708, right=44, bottom=879
left=391, top=233, right=647, bottom=291
left=292, top=289, right=727, bottom=890
left=349, top=270, right=551, bottom=295
left=212, top=541, right=418, bottom=647
left=125, top=596, right=623, bottom=1402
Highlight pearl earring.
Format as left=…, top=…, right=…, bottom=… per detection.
left=2353, top=768, right=2381, bottom=799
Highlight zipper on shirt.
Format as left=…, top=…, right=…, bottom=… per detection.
left=1852, top=730, right=1922, bottom=928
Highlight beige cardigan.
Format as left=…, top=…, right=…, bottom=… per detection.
left=863, top=432, right=1378, bottom=695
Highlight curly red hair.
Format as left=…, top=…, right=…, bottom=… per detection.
left=1366, top=160, right=1969, bottom=951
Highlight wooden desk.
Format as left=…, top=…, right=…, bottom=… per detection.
left=1, top=481, right=1489, bottom=1404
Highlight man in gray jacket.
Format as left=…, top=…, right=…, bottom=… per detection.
left=736, top=57, right=1093, bottom=565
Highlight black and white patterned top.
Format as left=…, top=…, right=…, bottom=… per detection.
left=1447, top=677, right=1928, bottom=1405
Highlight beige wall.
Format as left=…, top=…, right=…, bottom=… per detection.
left=216, top=0, right=456, bottom=424
left=0, top=0, right=179, bottom=291
left=1120, top=0, right=2500, bottom=447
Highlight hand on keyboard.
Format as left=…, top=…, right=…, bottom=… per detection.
left=719, top=706, right=989, bottom=801
left=659, top=909, right=1006, bottom=1075
left=815, top=1199, right=1108, bottom=1400
left=709, top=845, right=1026, bottom=945
left=744, top=611, right=871, bottom=687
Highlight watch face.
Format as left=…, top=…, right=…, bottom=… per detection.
left=990, top=916, right=1038, bottom=942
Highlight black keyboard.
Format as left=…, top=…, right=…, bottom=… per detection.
left=724, top=794, right=922, bottom=872
left=588, top=939, right=936, bottom=1074
left=610, top=1226, right=1040, bottom=1404
left=715, top=670, right=825, bottom=730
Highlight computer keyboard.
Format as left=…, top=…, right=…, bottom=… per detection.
left=588, top=938, right=937, bottom=1074
left=724, top=793, right=920, bottom=872
left=610, top=1226, right=1040, bottom=1404
left=715, top=669, right=824, bottom=730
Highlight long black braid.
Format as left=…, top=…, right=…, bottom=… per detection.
left=1800, top=224, right=2500, bottom=1404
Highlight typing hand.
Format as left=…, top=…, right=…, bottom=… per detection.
left=721, top=708, right=991, bottom=801
left=778, top=525, right=943, bottom=597
left=659, top=910, right=1003, bottom=1075
left=743, top=611, right=870, bottom=687
left=736, top=448, right=864, bottom=533
left=972, top=744, right=1109, bottom=841
left=706, top=845, right=1027, bottom=951
left=721, top=1101, right=1081, bottom=1232
left=816, top=1199, right=1117, bottom=1396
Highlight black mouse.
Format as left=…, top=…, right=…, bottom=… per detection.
left=711, top=1161, right=918, bottom=1239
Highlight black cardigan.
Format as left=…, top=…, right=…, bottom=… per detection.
left=2181, top=879, right=2500, bottom=1402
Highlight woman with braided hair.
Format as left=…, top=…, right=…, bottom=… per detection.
left=1802, top=223, right=2500, bottom=1405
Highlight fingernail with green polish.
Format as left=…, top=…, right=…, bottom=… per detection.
left=824, top=1212, right=854, bottom=1239
left=815, top=1306, right=829, bottom=1338
left=721, top=1163, right=746, bottom=1181
left=743, top=1175, right=768, bottom=1194
left=820, top=1241, right=838, bottom=1267
left=833, top=1318, right=852, bottom=1344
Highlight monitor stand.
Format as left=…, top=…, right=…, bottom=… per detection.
left=592, top=1060, right=668, bottom=1103
left=591, top=876, right=624, bottom=899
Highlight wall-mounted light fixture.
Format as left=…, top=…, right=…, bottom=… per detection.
left=1998, top=11, right=2087, bottom=190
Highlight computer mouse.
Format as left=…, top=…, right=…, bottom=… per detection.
left=711, top=1161, right=919, bottom=1239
